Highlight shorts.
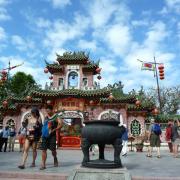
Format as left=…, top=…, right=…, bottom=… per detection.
left=150, top=133, right=161, bottom=147
left=172, top=138, right=180, bottom=145
left=40, top=135, right=56, bottom=151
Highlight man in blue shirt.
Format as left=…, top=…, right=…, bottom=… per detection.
left=2, top=125, right=9, bottom=152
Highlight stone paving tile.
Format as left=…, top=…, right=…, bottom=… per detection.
left=0, top=148, right=180, bottom=179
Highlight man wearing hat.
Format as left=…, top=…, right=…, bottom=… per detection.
left=9, top=123, right=16, bottom=152
left=0, top=124, right=3, bottom=152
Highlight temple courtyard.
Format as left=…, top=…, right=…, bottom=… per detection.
left=0, top=148, right=180, bottom=180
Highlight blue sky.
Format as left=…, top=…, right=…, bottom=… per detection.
left=0, top=0, right=180, bottom=92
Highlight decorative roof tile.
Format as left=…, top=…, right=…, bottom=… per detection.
left=30, top=88, right=111, bottom=98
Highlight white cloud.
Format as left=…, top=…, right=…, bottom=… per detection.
left=160, top=0, right=180, bottom=14
left=78, top=40, right=97, bottom=51
left=105, top=24, right=132, bottom=57
left=36, top=17, right=51, bottom=28
left=43, top=14, right=89, bottom=49
left=11, top=35, right=35, bottom=51
left=98, top=58, right=119, bottom=87
left=47, top=48, right=66, bottom=62
left=86, top=0, right=131, bottom=29
left=0, top=26, right=6, bottom=40
left=0, top=0, right=11, bottom=21
left=166, top=0, right=180, bottom=13
left=131, top=20, right=149, bottom=27
left=47, top=0, right=71, bottom=9
left=87, top=0, right=117, bottom=28
left=144, top=21, right=168, bottom=49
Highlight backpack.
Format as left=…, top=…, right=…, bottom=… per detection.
left=153, top=124, right=162, bottom=135
left=42, top=118, right=49, bottom=138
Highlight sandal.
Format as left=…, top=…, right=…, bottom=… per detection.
left=157, top=155, right=161, bottom=158
left=39, top=166, right=46, bottom=170
left=18, top=165, right=25, bottom=169
left=54, top=157, right=58, bottom=167
left=146, top=154, right=152, bottom=157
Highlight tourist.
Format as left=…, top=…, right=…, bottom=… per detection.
left=146, top=119, right=154, bottom=156
left=147, top=119, right=162, bottom=158
left=8, top=123, right=16, bottom=152
left=0, top=124, right=3, bottom=152
left=18, top=107, right=42, bottom=169
left=171, top=120, right=180, bottom=158
left=40, top=105, right=63, bottom=170
left=18, top=121, right=27, bottom=152
left=165, top=120, right=173, bottom=153
left=1, top=125, right=9, bottom=152
left=121, top=124, right=128, bottom=156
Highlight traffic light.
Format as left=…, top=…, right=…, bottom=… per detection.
left=158, top=64, right=164, bottom=80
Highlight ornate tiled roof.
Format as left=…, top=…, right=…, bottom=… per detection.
left=46, top=63, right=64, bottom=74
left=127, top=104, right=154, bottom=111
left=0, top=104, right=16, bottom=111
left=56, top=51, right=89, bottom=64
left=9, top=97, right=42, bottom=103
left=30, top=88, right=111, bottom=98
left=100, top=96, right=136, bottom=103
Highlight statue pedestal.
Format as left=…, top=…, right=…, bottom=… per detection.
left=68, top=166, right=131, bottom=180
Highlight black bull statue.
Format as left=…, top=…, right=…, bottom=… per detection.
left=81, top=120, right=126, bottom=168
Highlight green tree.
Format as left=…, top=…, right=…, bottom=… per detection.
left=10, top=72, right=37, bottom=96
left=146, top=86, right=180, bottom=114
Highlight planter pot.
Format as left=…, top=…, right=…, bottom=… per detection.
left=135, top=144, right=143, bottom=152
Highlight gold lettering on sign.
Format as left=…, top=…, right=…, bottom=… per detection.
left=55, top=98, right=84, bottom=111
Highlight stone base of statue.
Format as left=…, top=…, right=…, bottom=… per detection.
left=67, top=166, right=131, bottom=180
left=82, top=159, right=122, bottom=168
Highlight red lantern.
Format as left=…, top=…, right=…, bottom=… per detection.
left=49, top=75, right=53, bottom=80
left=47, top=100, right=51, bottom=105
left=44, top=68, right=49, bottom=73
left=96, top=68, right=102, bottom=74
left=2, top=100, right=8, bottom=107
left=89, top=100, right=94, bottom=105
left=26, top=96, right=32, bottom=102
left=1, top=70, right=7, bottom=75
left=108, top=93, right=114, bottom=100
left=1, top=76, right=7, bottom=81
left=97, top=75, right=102, bottom=80
left=135, top=100, right=141, bottom=106
left=158, top=64, right=164, bottom=70
left=159, top=69, right=164, bottom=73
left=158, top=64, right=165, bottom=80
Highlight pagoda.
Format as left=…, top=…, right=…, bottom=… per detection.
left=0, top=51, right=155, bottom=147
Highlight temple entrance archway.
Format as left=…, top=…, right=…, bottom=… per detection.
left=21, top=110, right=44, bottom=124
left=98, top=110, right=122, bottom=123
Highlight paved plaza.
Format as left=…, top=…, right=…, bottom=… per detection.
left=0, top=147, right=180, bottom=180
